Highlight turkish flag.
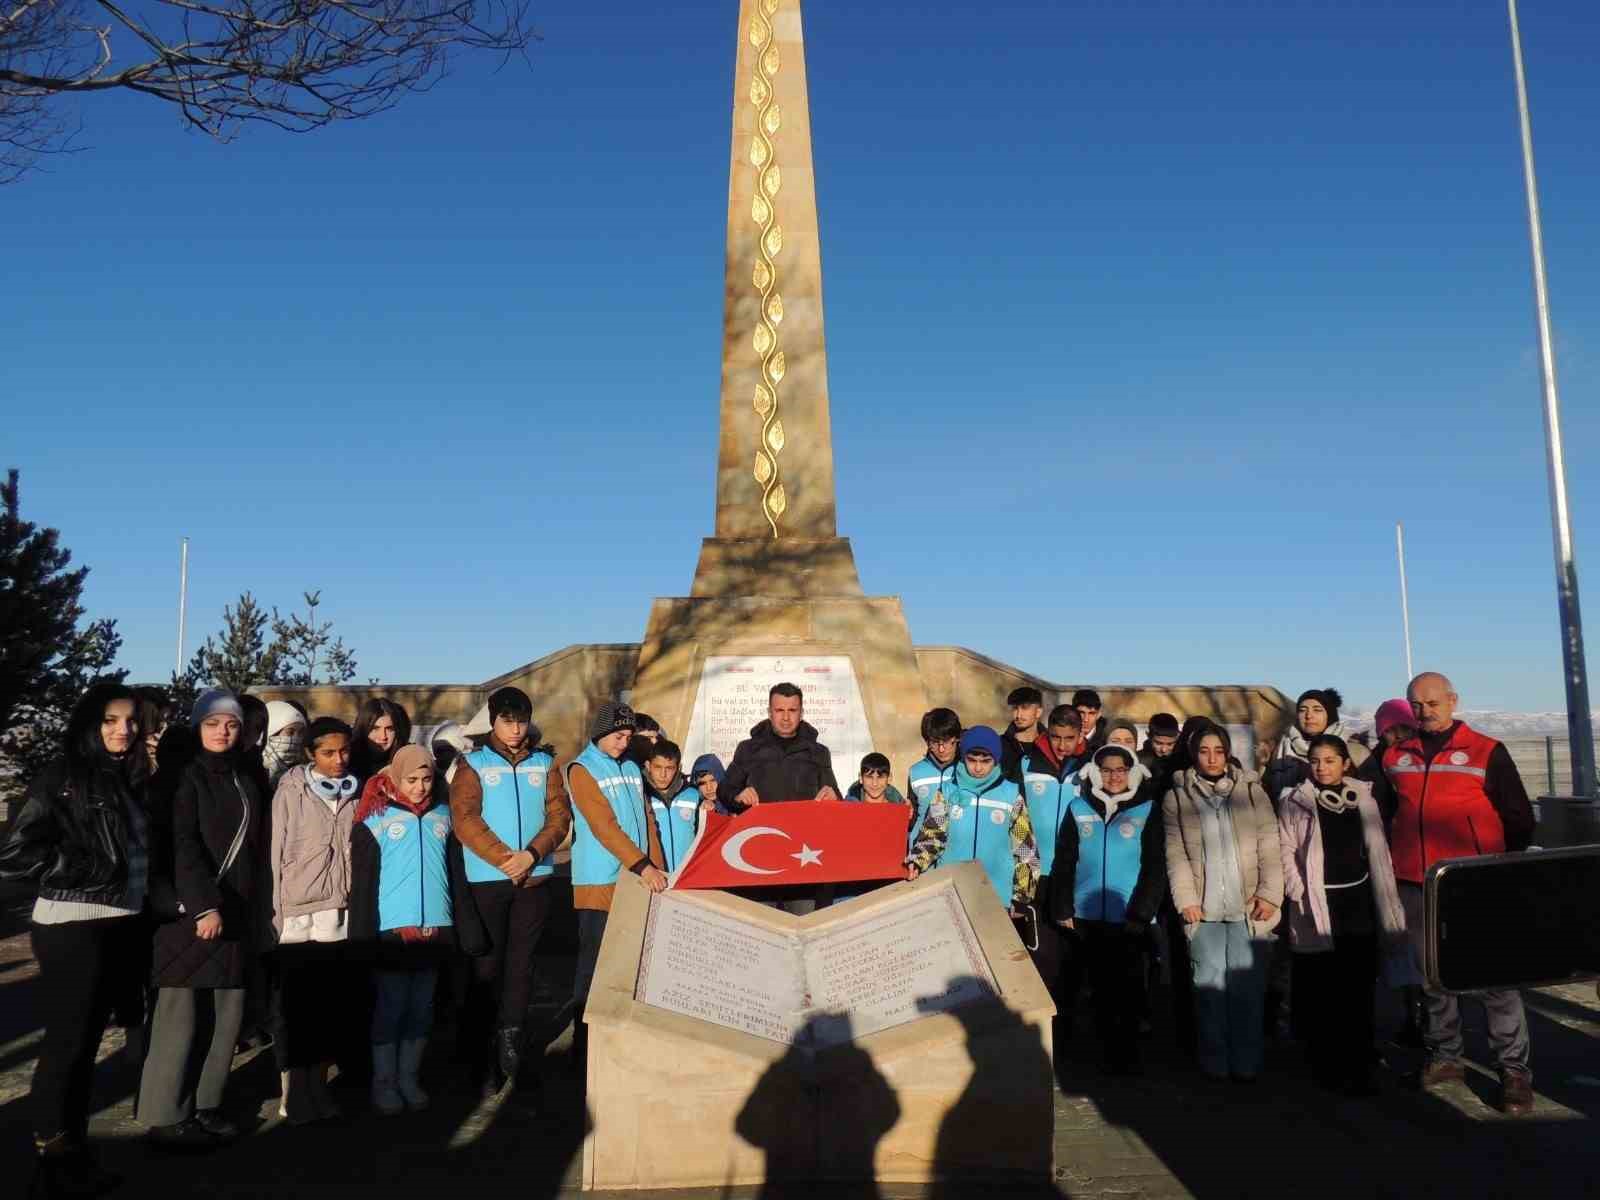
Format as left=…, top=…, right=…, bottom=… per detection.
left=670, top=800, right=909, bottom=891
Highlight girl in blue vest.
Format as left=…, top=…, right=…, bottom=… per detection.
left=642, top=739, right=705, bottom=873
left=350, top=744, right=458, bottom=1115
left=1050, top=743, right=1165, bottom=1073
left=906, top=726, right=1040, bottom=924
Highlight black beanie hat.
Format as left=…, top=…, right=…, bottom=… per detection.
left=1295, top=688, right=1343, bottom=726
left=1149, top=712, right=1181, bottom=738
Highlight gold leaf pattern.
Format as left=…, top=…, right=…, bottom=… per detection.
left=748, top=2, right=786, bottom=537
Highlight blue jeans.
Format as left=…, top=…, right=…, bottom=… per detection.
left=1189, top=920, right=1268, bottom=1078
left=371, top=968, right=437, bottom=1044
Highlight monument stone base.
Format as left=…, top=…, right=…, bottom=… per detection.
left=582, top=864, right=1056, bottom=1191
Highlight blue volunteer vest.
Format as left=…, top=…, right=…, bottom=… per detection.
left=364, top=803, right=454, bottom=931
left=460, top=745, right=555, bottom=884
left=936, top=772, right=1022, bottom=908
left=568, top=743, right=651, bottom=888
left=1065, top=789, right=1153, bottom=923
left=1023, top=756, right=1082, bottom=878
left=906, top=756, right=957, bottom=850
left=650, top=787, right=702, bottom=873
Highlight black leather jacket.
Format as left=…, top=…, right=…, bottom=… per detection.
left=0, top=757, right=143, bottom=905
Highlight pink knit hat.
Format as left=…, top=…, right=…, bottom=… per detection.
left=1374, top=699, right=1416, bottom=738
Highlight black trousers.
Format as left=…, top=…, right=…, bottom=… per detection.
left=29, top=916, right=141, bottom=1139
left=1295, top=934, right=1378, bottom=1082
left=468, top=881, right=552, bottom=1029
left=1027, top=876, right=1071, bottom=1016
left=1067, top=921, right=1145, bottom=1065
left=1160, top=901, right=1196, bottom=1055
left=268, top=944, right=365, bottom=1069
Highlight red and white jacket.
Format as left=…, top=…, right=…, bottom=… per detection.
left=1382, top=722, right=1505, bottom=884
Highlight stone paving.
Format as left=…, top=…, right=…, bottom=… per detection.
left=3, top=881, right=1597, bottom=1198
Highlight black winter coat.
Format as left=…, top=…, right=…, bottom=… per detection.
left=149, top=749, right=266, bottom=990
left=717, top=720, right=840, bottom=808
left=0, top=756, right=146, bottom=905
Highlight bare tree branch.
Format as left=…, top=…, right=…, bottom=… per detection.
left=0, top=0, right=537, bottom=181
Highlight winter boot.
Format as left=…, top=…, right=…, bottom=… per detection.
left=282, top=1067, right=320, bottom=1126
left=370, top=1045, right=404, bottom=1116
left=397, top=1039, right=430, bottom=1110
left=495, top=1026, right=523, bottom=1089
left=308, top=1062, right=343, bottom=1121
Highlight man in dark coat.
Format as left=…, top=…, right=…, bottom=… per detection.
left=717, top=682, right=840, bottom=916
left=718, top=683, right=841, bottom=809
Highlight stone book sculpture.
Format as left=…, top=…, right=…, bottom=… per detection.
left=582, top=863, right=1056, bottom=1190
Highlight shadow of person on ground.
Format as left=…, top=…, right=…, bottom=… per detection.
left=734, top=1011, right=900, bottom=1200
left=919, top=979, right=1063, bottom=1198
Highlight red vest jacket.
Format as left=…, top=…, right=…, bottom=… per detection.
left=1383, top=722, right=1505, bottom=884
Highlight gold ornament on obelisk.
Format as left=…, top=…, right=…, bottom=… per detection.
left=748, top=0, right=787, bottom=535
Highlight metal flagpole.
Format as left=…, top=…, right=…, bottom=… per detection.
left=176, top=537, right=190, bottom=677
left=1507, top=0, right=1597, bottom=799
left=1396, top=522, right=1415, bottom=681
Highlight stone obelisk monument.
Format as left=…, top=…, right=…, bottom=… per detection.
left=631, top=0, right=928, bottom=778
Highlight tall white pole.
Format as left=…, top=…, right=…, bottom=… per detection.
left=176, top=537, right=190, bottom=677
left=1396, top=522, right=1415, bottom=681
left=1508, top=0, right=1597, bottom=799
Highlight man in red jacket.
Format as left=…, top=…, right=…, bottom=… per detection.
left=1384, top=672, right=1537, bottom=1115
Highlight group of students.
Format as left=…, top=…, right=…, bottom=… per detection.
left=1, top=673, right=1538, bottom=1197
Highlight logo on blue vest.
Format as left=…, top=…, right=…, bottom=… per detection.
left=386, top=821, right=407, bottom=841
left=1078, top=819, right=1095, bottom=838
left=431, top=821, right=448, bottom=840
left=482, top=769, right=503, bottom=786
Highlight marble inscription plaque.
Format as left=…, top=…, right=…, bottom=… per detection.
left=634, top=885, right=995, bottom=1047
left=681, top=655, right=872, bottom=784
left=634, top=897, right=805, bottom=1043
left=801, top=887, right=995, bottom=1043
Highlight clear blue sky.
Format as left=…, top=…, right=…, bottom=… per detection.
left=9, top=1, right=1600, bottom=712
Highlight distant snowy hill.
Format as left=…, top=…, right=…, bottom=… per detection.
left=1341, top=707, right=1600, bottom=738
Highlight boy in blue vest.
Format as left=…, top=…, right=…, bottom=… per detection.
left=448, top=686, right=572, bottom=1098
left=906, top=708, right=961, bottom=852
left=567, top=702, right=665, bottom=1081
left=643, top=739, right=705, bottom=873
left=1021, top=705, right=1091, bottom=1038
left=690, top=753, right=725, bottom=813
left=906, top=727, right=1040, bottom=926
left=1050, top=743, right=1165, bottom=1073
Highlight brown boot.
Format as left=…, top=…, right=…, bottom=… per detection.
left=1417, top=1059, right=1467, bottom=1088
left=1498, top=1072, right=1534, bottom=1116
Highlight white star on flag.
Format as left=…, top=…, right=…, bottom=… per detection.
left=791, top=843, right=823, bottom=868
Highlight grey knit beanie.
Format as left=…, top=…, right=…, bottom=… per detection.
left=589, top=701, right=637, bottom=742
left=192, top=687, right=244, bottom=727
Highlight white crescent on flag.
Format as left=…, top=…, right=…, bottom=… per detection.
left=720, top=826, right=790, bottom=875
